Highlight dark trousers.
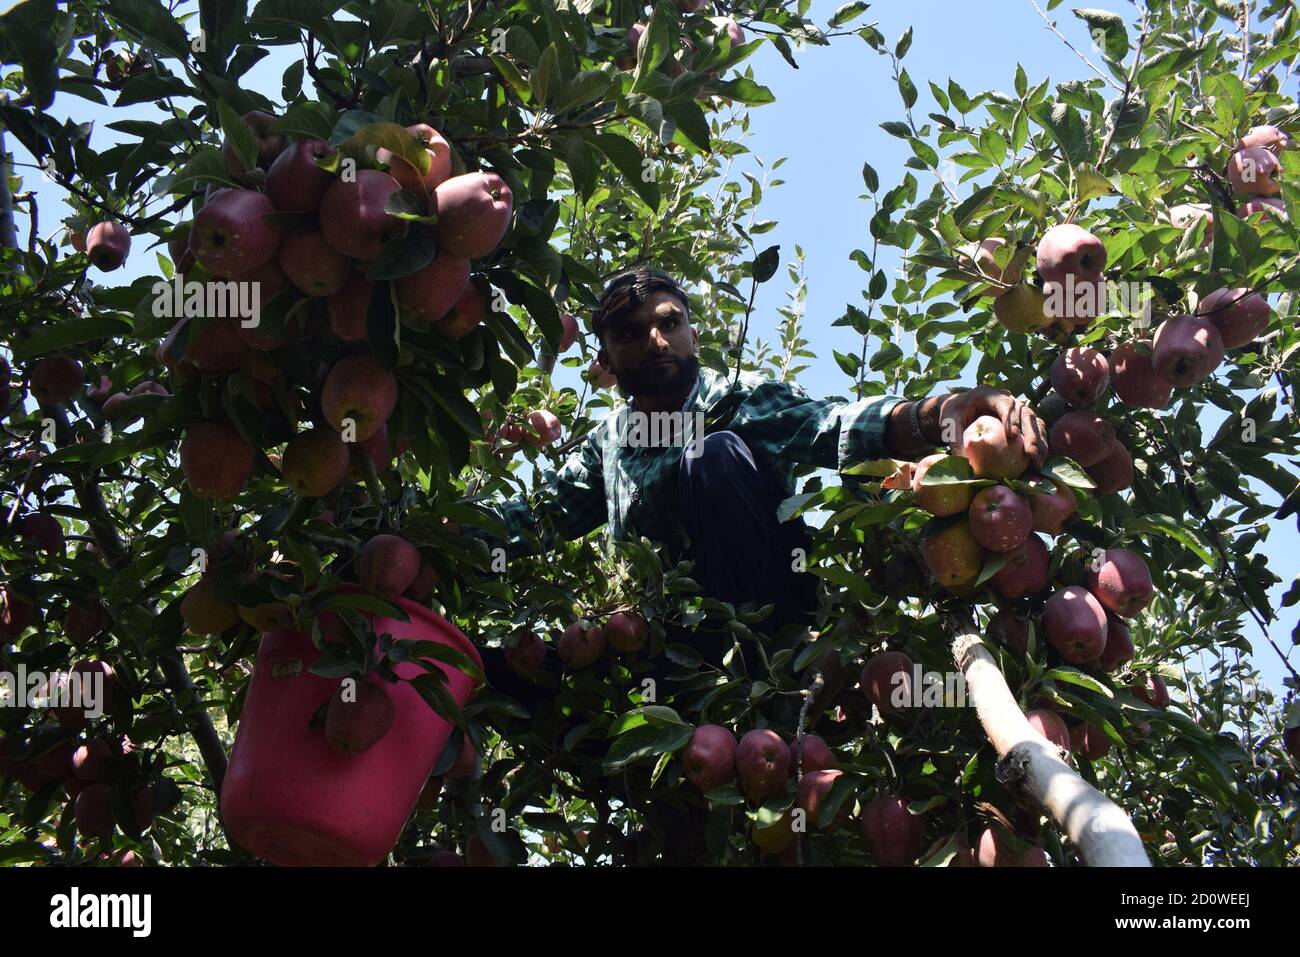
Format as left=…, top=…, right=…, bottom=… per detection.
left=675, top=430, right=817, bottom=638
left=480, top=430, right=816, bottom=699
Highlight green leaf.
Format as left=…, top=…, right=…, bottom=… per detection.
left=366, top=232, right=436, bottom=282
left=1072, top=8, right=1129, bottom=60
left=217, top=100, right=258, bottom=173
left=1040, top=457, right=1094, bottom=489
left=831, top=2, right=870, bottom=28
left=1124, top=514, right=1216, bottom=568
left=602, top=723, right=693, bottom=773
left=589, top=132, right=661, bottom=210
left=11, top=316, right=132, bottom=360
left=897, top=69, right=918, bottom=109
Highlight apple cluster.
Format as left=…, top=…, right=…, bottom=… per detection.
left=0, top=660, right=159, bottom=858
left=550, top=610, right=650, bottom=668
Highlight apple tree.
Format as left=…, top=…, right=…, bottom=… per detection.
left=0, top=0, right=1296, bottom=867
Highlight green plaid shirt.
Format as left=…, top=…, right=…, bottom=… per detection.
left=468, top=367, right=904, bottom=558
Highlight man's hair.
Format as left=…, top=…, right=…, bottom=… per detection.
left=592, top=266, right=691, bottom=345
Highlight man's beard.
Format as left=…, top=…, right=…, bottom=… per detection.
left=618, top=352, right=700, bottom=399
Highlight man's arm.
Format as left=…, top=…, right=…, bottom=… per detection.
left=725, top=378, right=1047, bottom=472
left=461, top=430, right=607, bottom=560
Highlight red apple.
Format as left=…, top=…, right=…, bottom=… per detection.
left=683, top=724, right=738, bottom=792
left=989, top=533, right=1050, bottom=599
left=180, top=421, right=253, bottom=499
left=523, top=409, right=561, bottom=447
left=396, top=253, right=472, bottom=323
left=327, top=271, right=373, bottom=342
left=321, top=355, right=398, bottom=442
left=1226, top=146, right=1283, bottom=196
left=788, top=734, right=837, bottom=774
left=1070, top=722, right=1112, bottom=761
left=1130, top=673, right=1171, bottom=709
left=1085, top=548, right=1153, bottom=618
left=325, top=678, right=395, bottom=753
left=17, top=512, right=64, bottom=555
left=319, top=170, right=408, bottom=260
left=1027, top=478, right=1077, bottom=535
left=1085, top=438, right=1133, bottom=494
left=736, top=729, right=790, bottom=802
left=190, top=189, right=281, bottom=278
left=1049, top=347, right=1109, bottom=407
left=1110, top=340, right=1173, bottom=409
left=432, top=172, right=513, bottom=259
left=588, top=359, right=618, bottom=388
left=972, top=237, right=1022, bottom=294
left=433, top=280, right=488, bottom=339
left=30, top=355, right=83, bottom=404
left=1237, top=196, right=1287, bottom=220
left=1196, top=287, right=1272, bottom=349
left=504, top=630, right=547, bottom=675
left=1166, top=203, right=1213, bottom=244
left=358, top=534, right=420, bottom=600
left=987, top=610, right=1030, bottom=653
left=265, top=138, right=338, bottom=213
left=861, top=794, right=924, bottom=866
left=558, top=312, right=580, bottom=352
left=281, top=428, right=350, bottom=497
left=976, top=826, right=1048, bottom=867
left=919, top=520, right=985, bottom=592
left=85, top=221, right=131, bottom=271
left=860, top=651, right=915, bottom=716
left=75, top=783, right=116, bottom=840
left=557, top=620, right=605, bottom=667
left=1025, top=709, right=1071, bottom=754
left=1151, top=314, right=1224, bottom=387
left=445, top=735, right=477, bottom=779
left=1049, top=411, right=1115, bottom=468
left=1235, top=125, right=1293, bottom=153
left=796, top=769, right=844, bottom=828
left=1098, top=613, right=1134, bottom=672
left=1036, top=223, right=1107, bottom=324
left=968, top=485, right=1032, bottom=553
left=221, top=110, right=288, bottom=174
left=960, top=415, right=1029, bottom=479
left=1043, top=585, right=1109, bottom=663
left=604, top=610, right=648, bottom=652
left=376, top=124, right=452, bottom=194
left=277, top=230, right=350, bottom=297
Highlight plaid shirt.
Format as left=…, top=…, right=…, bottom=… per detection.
left=467, top=367, right=904, bottom=558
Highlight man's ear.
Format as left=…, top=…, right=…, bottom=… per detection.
left=690, top=326, right=699, bottom=353
left=597, top=347, right=610, bottom=370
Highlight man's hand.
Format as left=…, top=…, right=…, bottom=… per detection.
left=936, top=387, right=1049, bottom=467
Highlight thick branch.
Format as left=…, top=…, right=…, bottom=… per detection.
left=948, top=621, right=1150, bottom=866
left=45, top=407, right=230, bottom=794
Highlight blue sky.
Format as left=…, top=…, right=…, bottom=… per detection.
left=3, top=0, right=1294, bottom=699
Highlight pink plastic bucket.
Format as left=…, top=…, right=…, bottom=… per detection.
left=220, top=596, right=481, bottom=867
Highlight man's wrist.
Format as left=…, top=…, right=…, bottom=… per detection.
left=918, top=395, right=945, bottom=445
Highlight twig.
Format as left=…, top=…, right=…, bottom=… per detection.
left=1031, top=1, right=1126, bottom=92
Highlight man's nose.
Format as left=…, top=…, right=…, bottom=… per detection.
left=648, top=327, right=671, bottom=350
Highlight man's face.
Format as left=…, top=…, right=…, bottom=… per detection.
left=598, top=289, right=699, bottom=398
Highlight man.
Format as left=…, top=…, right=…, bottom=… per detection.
left=464, top=266, right=1048, bottom=687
